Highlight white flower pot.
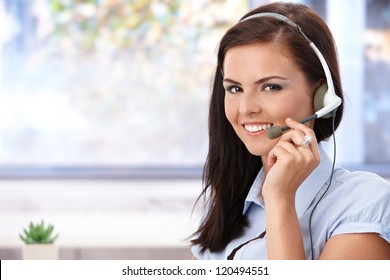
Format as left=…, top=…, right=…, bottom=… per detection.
left=22, top=244, right=59, bottom=260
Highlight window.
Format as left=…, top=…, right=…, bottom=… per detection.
left=364, top=0, right=390, bottom=163
left=0, top=0, right=249, bottom=177
left=1, top=0, right=389, bottom=178
left=325, top=0, right=390, bottom=176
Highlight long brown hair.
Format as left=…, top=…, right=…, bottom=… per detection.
left=191, top=2, right=344, bottom=254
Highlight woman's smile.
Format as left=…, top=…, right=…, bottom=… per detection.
left=242, top=122, right=272, bottom=134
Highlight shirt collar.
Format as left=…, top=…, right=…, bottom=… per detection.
left=243, top=143, right=333, bottom=216
left=243, top=168, right=265, bottom=214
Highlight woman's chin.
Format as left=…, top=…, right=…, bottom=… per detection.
left=245, top=145, right=269, bottom=157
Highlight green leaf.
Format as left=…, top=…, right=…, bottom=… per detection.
left=19, top=220, right=59, bottom=244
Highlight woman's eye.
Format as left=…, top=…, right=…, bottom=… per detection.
left=225, top=85, right=242, bottom=94
left=263, top=84, right=282, bottom=91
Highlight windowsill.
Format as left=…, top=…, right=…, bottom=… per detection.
left=0, top=164, right=388, bottom=180
left=0, top=178, right=202, bottom=260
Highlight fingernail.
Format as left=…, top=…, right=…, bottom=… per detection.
left=286, top=117, right=292, bottom=122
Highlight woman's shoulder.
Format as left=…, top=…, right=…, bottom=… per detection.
left=325, top=167, right=390, bottom=220
left=319, top=168, right=390, bottom=243
left=333, top=168, right=390, bottom=197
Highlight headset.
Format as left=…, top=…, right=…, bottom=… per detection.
left=239, top=12, right=341, bottom=259
left=240, top=12, right=342, bottom=139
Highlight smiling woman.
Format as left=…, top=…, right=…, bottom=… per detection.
left=190, top=2, right=390, bottom=260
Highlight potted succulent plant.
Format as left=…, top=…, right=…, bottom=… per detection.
left=19, top=220, right=60, bottom=260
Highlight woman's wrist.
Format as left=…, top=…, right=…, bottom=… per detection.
left=262, top=183, right=297, bottom=207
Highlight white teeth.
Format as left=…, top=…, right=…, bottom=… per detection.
left=244, top=124, right=272, bottom=132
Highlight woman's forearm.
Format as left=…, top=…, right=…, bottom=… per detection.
left=265, top=197, right=306, bottom=259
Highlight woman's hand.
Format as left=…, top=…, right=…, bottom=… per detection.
left=262, top=117, right=321, bottom=202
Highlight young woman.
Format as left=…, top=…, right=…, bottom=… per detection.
left=191, top=2, right=390, bottom=259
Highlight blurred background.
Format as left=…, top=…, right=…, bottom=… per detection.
left=0, top=0, right=389, bottom=259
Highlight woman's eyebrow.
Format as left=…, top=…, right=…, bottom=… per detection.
left=223, top=78, right=241, bottom=85
left=223, top=76, right=287, bottom=85
left=254, top=75, right=287, bottom=84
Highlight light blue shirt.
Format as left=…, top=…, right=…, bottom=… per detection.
left=192, top=144, right=390, bottom=259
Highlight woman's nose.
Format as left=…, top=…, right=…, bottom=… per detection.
left=239, top=93, right=261, bottom=115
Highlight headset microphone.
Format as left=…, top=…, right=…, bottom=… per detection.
left=266, top=115, right=317, bottom=139
left=239, top=12, right=342, bottom=140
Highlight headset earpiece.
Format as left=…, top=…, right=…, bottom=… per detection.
left=313, top=84, right=333, bottom=119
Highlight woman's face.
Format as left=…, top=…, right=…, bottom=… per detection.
left=223, top=43, right=317, bottom=157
